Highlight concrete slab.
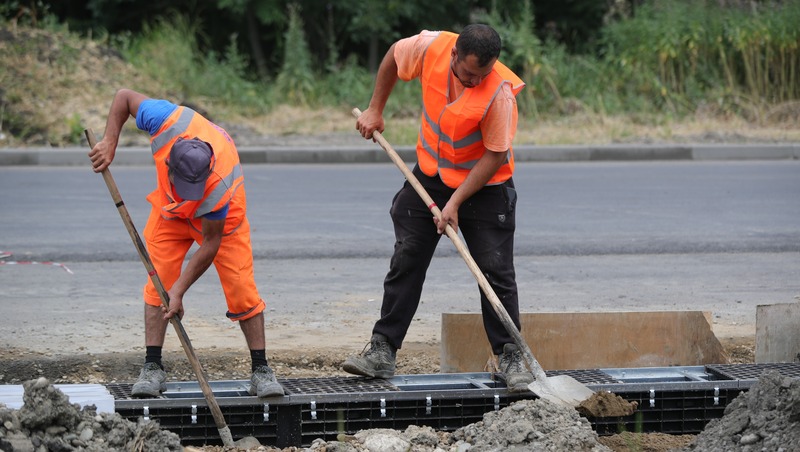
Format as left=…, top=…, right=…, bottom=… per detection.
left=441, top=311, right=727, bottom=372
left=756, top=302, right=800, bottom=363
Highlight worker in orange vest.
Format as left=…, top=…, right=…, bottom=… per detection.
left=89, top=88, right=283, bottom=398
left=345, top=24, right=533, bottom=391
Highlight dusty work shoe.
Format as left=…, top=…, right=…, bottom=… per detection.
left=130, top=362, right=167, bottom=398
left=498, top=343, right=534, bottom=392
left=342, top=333, right=397, bottom=378
left=248, top=364, right=285, bottom=397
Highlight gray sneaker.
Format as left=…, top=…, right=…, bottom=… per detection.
left=248, top=364, right=284, bottom=397
left=131, top=362, right=167, bottom=398
left=342, top=333, right=397, bottom=378
left=498, top=343, right=534, bottom=392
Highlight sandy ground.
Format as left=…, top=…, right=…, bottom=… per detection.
left=0, top=255, right=760, bottom=451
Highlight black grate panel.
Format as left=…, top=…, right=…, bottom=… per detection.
left=706, top=363, right=800, bottom=381
left=280, top=377, right=400, bottom=395
left=590, top=388, right=745, bottom=436
left=106, top=377, right=400, bottom=400
left=116, top=403, right=284, bottom=446
left=107, top=378, right=400, bottom=400
left=545, top=369, right=619, bottom=385
left=106, top=383, right=134, bottom=399
left=297, top=394, right=529, bottom=445
left=107, top=365, right=800, bottom=447
left=115, top=392, right=529, bottom=447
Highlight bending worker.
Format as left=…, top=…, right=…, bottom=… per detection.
left=344, top=24, right=534, bottom=391
left=89, top=88, right=283, bottom=398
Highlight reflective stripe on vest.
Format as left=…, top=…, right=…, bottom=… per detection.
left=148, top=106, right=246, bottom=233
left=151, top=107, right=195, bottom=153
left=420, top=107, right=501, bottom=170
left=417, top=32, right=524, bottom=188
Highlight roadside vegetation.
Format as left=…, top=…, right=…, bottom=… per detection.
left=0, top=0, right=798, bottom=147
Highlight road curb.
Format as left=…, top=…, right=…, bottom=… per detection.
left=0, top=144, right=797, bottom=166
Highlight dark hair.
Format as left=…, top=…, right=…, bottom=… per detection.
left=455, top=24, right=501, bottom=67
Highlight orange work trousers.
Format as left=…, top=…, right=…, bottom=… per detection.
left=142, top=207, right=265, bottom=321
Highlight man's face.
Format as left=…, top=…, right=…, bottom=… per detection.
left=450, top=47, right=496, bottom=88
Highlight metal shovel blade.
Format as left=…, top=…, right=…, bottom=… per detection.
left=528, top=375, right=595, bottom=407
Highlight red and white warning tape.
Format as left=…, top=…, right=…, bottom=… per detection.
left=0, top=251, right=73, bottom=274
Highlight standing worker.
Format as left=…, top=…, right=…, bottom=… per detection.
left=89, top=88, right=284, bottom=398
left=344, top=24, right=534, bottom=391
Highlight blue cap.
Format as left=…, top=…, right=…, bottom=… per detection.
left=168, top=138, right=213, bottom=200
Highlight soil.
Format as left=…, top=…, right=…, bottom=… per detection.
left=577, top=391, right=638, bottom=419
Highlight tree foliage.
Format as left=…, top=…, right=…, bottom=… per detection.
left=3, top=0, right=798, bottom=120
left=17, top=0, right=611, bottom=77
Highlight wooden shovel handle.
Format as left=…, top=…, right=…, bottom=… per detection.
left=85, top=129, right=234, bottom=446
left=351, top=108, right=548, bottom=382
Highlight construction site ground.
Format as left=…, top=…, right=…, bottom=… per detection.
left=0, top=331, right=755, bottom=452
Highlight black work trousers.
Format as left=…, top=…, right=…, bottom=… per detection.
left=373, top=165, right=521, bottom=355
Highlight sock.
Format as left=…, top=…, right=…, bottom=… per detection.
left=250, top=349, right=268, bottom=371
left=145, top=346, right=163, bottom=370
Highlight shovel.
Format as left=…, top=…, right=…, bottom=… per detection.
left=351, top=108, right=594, bottom=407
left=85, top=129, right=235, bottom=446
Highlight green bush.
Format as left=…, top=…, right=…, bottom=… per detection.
left=600, top=0, right=800, bottom=115
left=120, top=15, right=269, bottom=113
left=61, top=0, right=800, bottom=122
left=274, top=3, right=316, bottom=106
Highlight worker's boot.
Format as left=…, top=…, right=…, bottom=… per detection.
left=249, top=364, right=285, bottom=397
left=498, top=343, right=534, bottom=393
left=342, top=333, right=397, bottom=378
left=131, top=362, right=167, bottom=397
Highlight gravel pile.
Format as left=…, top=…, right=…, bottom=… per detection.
left=682, top=370, right=800, bottom=452
left=450, top=398, right=611, bottom=451
left=0, top=377, right=181, bottom=452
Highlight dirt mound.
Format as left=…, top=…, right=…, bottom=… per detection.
left=682, top=370, right=800, bottom=451
left=451, top=398, right=610, bottom=451
left=0, top=377, right=181, bottom=451
left=578, top=390, right=638, bottom=418
left=0, top=25, right=158, bottom=147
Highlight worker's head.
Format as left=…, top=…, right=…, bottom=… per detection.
left=167, top=137, right=213, bottom=200
left=451, top=24, right=501, bottom=88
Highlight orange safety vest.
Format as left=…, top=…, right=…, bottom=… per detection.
left=146, top=106, right=246, bottom=235
left=418, top=32, right=525, bottom=189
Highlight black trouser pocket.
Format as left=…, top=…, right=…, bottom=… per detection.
left=504, top=185, right=517, bottom=213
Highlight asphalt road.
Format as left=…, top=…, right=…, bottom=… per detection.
left=1, top=160, right=799, bottom=355
left=2, top=160, right=799, bottom=260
